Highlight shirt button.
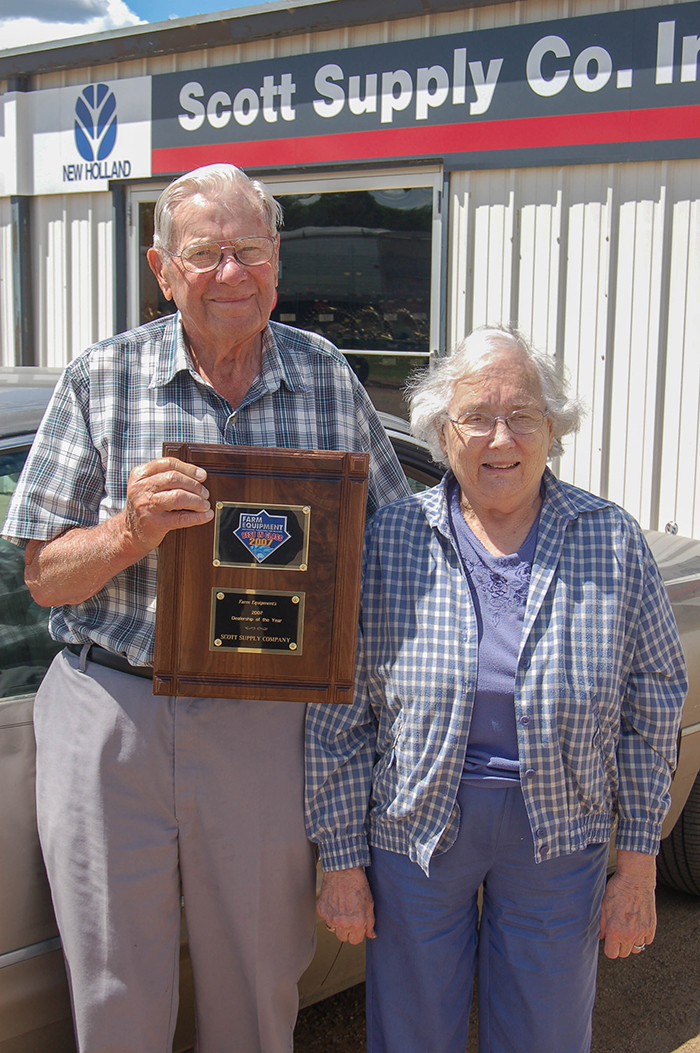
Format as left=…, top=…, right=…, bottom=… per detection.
left=536, top=828, right=545, bottom=837
left=519, top=716, right=531, bottom=726
left=540, top=845, right=549, bottom=855
left=525, top=768, right=536, bottom=778
left=521, top=658, right=530, bottom=670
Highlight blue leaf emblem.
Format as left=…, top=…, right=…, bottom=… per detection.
left=74, top=84, right=118, bottom=162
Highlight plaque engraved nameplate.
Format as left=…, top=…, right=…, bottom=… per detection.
left=211, top=588, right=305, bottom=654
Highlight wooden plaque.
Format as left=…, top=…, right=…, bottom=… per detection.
left=153, top=444, right=369, bottom=703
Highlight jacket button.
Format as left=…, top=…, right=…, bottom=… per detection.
left=525, top=768, right=536, bottom=778
left=520, top=716, right=530, bottom=726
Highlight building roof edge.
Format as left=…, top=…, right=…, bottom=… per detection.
left=0, top=0, right=514, bottom=82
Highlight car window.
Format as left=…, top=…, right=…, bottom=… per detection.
left=405, top=472, right=437, bottom=494
left=0, top=446, right=27, bottom=527
left=0, top=444, right=63, bottom=700
left=389, top=435, right=443, bottom=494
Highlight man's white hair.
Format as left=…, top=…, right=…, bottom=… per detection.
left=152, top=163, right=283, bottom=252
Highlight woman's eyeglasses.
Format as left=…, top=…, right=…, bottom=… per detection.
left=446, top=409, right=549, bottom=437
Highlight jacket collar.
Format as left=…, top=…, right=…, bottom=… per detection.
left=418, top=465, right=612, bottom=539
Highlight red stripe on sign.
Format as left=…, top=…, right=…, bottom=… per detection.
left=151, top=105, right=700, bottom=173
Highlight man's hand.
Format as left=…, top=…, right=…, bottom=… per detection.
left=598, top=850, right=657, bottom=959
left=123, top=457, right=213, bottom=551
left=25, top=457, right=213, bottom=607
left=316, top=867, right=376, bottom=945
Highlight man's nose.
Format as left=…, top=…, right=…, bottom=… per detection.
left=216, top=250, right=246, bottom=278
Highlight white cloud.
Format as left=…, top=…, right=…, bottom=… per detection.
left=0, top=0, right=106, bottom=22
left=0, top=0, right=143, bottom=50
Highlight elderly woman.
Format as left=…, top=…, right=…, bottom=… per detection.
left=305, top=326, right=687, bottom=1053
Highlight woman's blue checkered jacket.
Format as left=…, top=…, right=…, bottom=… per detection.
left=306, top=469, right=688, bottom=876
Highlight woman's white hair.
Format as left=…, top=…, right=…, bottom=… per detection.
left=152, top=163, right=284, bottom=251
left=407, top=325, right=585, bottom=466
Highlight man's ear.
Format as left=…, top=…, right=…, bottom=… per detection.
left=273, top=234, right=280, bottom=288
left=147, top=247, right=174, bottom=302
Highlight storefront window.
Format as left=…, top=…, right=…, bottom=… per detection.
left=136, top=186, right=433, bottom=418
left=273, top=188, right=432, bottom=417
left=139, top=202, right=177, bottom=325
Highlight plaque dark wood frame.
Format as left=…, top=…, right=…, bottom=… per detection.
left=153, top=444, right=369, bottom=703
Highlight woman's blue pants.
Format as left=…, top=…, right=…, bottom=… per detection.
left=366, top=783, right=608, bottom=1053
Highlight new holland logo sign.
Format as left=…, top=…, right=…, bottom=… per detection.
left=30, top=77, right=152, bottom=196
left=75, top=84, right=118, bottom=164
left=233, top=510, right=291, bottom=563
left=65, top=83, right=131, bottom=182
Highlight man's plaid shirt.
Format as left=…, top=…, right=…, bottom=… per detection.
left=305, top=469, right=688, bottom=873
left=3, top=313, right=409, bottom=666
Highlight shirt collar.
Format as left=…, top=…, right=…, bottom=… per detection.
left=149, top=312, right=196, bottom=389
left=149, top=315, right=311, bottom=396
left=417, top=471, right=453, bottom=537
left=419, top=465, right=611, bottom=538
left=539, top=466, right=610, bottom=520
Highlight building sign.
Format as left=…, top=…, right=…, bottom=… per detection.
left=151, top=3, right=700, bottom=173
left=29, top=76, right=151, bottom=195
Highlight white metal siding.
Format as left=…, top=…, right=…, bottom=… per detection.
left=33, top=193, right=114, bottom=366
left=448, top=157, right=700, bottom=537
left=0, top=198, right=13, bottom=367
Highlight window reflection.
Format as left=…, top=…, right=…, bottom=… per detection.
left=140, top=203, right=176, bottom=325
left=273, top=189, right=432, bottom=354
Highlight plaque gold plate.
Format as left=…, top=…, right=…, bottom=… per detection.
left=153, top=444, right=369, bottom=702
left=210, top=588, right=305, bottom=655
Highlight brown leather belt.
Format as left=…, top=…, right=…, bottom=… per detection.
left=65, top=643, right=153, bottom=680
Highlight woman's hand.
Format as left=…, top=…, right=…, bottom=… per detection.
left=598, top=849, right=657, bottom=959
left=316, top=866, right=376, bottom=944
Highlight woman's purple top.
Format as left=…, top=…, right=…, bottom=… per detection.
left=447, top=477, right=540, bottom=786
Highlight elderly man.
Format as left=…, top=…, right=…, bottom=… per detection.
left=2, top=163, right=409, bottom=1053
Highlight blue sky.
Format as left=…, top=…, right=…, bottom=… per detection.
left=128, top=0, right=256, bottom=23
left=0, top=0, right=265, bottom=50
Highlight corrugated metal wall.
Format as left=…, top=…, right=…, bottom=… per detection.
left=447, top=158, right=700, bottom=536
left=0, top=198, right=13, bottom=364
left=29, top=0, right=692, bottom=92
left=33, top=193, right=114, bottom=367
left=0, top=193, right=114, bottom=368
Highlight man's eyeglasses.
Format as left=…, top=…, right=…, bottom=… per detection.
left=165, top=237, right=276, bottom=273
left=446, top=409, right=549, bottom=437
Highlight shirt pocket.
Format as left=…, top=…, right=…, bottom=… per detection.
left=557, top=691, right=617, bottom=815
left=373, top=710, right=402, bottom=783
